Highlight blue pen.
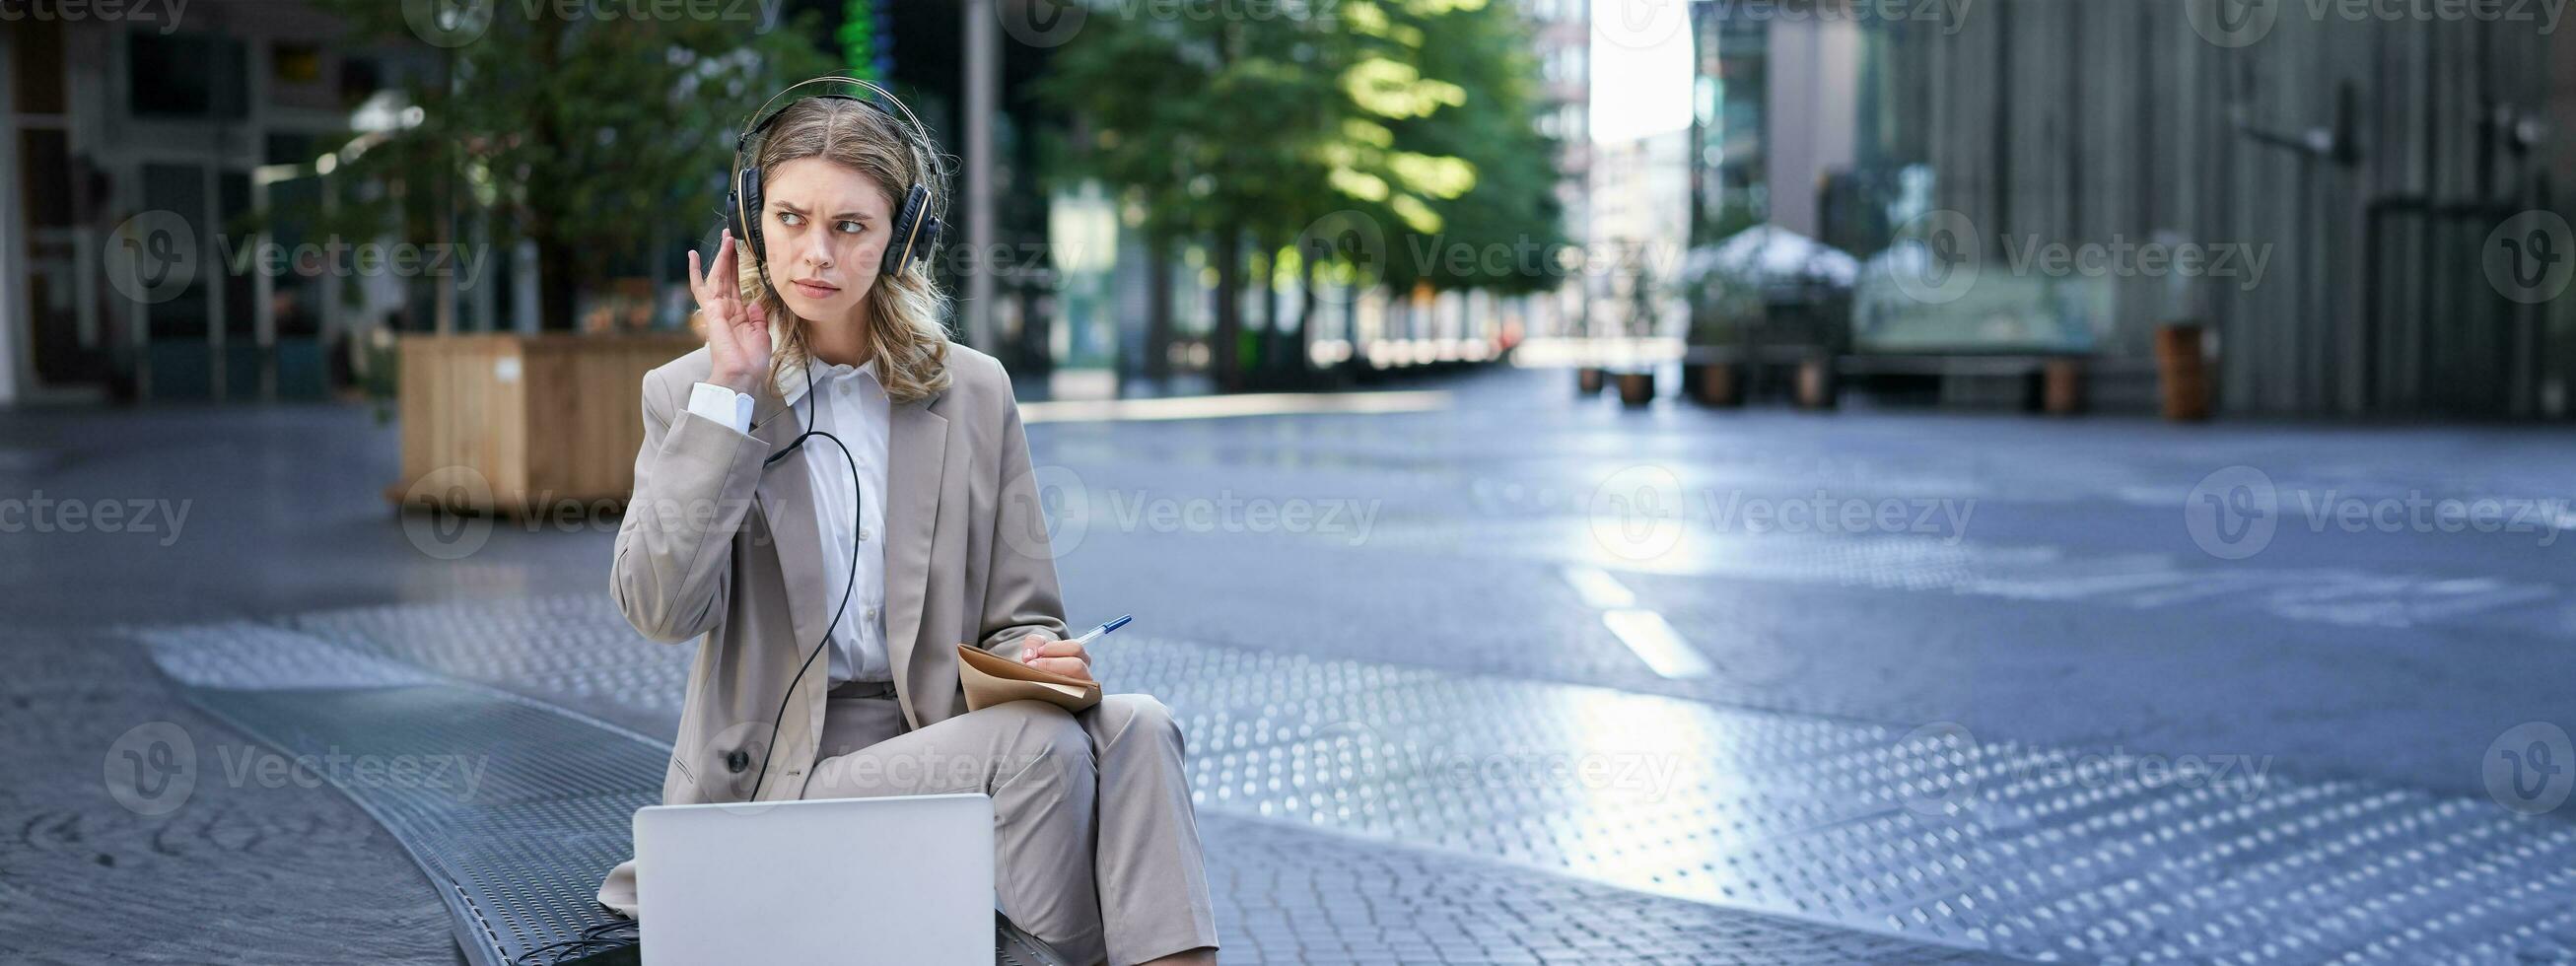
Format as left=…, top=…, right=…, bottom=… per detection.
left=1071, top=615, right=1132, bottom=647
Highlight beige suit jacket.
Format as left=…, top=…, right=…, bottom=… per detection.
left=597, top=340, right=1069, bottom=916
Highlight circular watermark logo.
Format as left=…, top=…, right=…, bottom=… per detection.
left=2484, top=722, right=2574, bottom=815
left=1294, top=210, right=1388, bottom=314
left=104, top=722, right=197, bottom=817
left=1888, top=209, right=1981, bottom=306
left=2186, top=0, right=2280, bottom=48
left=1894, top=721, right=1979, bottom=819
left=404, top=0, right=494, bottom=47
left=2184, top=465, right=2277, bottom=560
left=1002, top=463, right=1090, bottom=561
left=1586, top=464, right=1686, bottom=562
left=1594, top=0, right=1690, bottom=51
left=997, top=0, right=1087, bottom=47
left=402, top=466, right=496, bottom=561
left=104, top=210, right=198, bottom=306
left=2483, top=210, right=2575, bottom=306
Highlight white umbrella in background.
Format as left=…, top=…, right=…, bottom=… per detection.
left=1688, top=225, right=1861, bottom=292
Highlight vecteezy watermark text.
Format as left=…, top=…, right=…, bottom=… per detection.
left=1103, top=489, right=1381, bottom=546
left=1704, top=490, right=1975, bottom=544
left=2189, top=0, right=2567, bottom=48
left=2184, top=465, right=2575, bottom=559
left=106, top=210, right=492, bottom=307
left=515, top=0, right=785, bottom=27
left=217, top=745, right=489, bottom=799
left=2302, top=0, right=2565, bottom=31
left=215, top=235, right=490, bottom=291
left=0, top=492, right=190, bottom=546
left=1703, top=0, right=1972, bottom=30
left=1893, top=723, right=2277, bottom=819
left=0, top=0, right=188, bottom=32
left=2000, top=234, right=2273, bottom=293
left=1317, top=723, right=1691, bottom=802
left=1587, top=465, right=1979, bottom=562
left=106, top=722, right=487, bottom=816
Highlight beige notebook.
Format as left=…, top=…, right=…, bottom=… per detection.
left=957, top=643, right=1102, bottom=713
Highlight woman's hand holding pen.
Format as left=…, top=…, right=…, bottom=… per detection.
left=1017, top=633, right=1094, bottom=683
left=690, top=228, right=772, bottom=396
left=1016, top=617, right=1125, bottom=683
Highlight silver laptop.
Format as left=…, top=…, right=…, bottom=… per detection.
left=634, top=794, right=995, bottom=965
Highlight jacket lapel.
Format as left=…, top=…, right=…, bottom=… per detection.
left=882, top=395, right=947, bottom=729
left=750, top=390, right=828, bottom=684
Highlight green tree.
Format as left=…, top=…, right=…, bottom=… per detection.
left=1038, top=0, right=1559, bottom=389
left=277, top=3, right=835, bottom=331
left=1036, top=4, right=1347, bottom=388
left=1368, top=0, right=1567, bottom=296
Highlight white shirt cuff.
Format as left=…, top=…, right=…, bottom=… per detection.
left=686, top=381, right=753, bottom=436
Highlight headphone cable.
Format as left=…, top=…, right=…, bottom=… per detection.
left=748, top=359, right=865, bottom=803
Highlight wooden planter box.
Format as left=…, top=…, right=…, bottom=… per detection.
left=1691, top=361, right=1743, bottom=407
left=1794, top=357, right=1838, bottom=410
left=390, top=333, right=703, bottom=515
left=1616, top=371, right=1656, bottom=407
left=2154, top=322, right=2210, bottom=422
left=2042, top=358, right=2086, bottom=415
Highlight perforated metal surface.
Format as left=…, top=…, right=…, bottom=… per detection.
left=131, top=620, right=445, bottom=690
left=293, top=596, right=696, bottom=727
left=1197, top=813, right=2013, bottom=964
left=291, top=596, right=2576, bottom=962
left=1351, top=514, right=2563, bottom=634
left=154, top=596, right=2576, bottom=963
left=165, top=676, right=662, bottom=965
left=1101, top=637, right=2576, bottom=964
left=134, top=621, right=1069, bottom=966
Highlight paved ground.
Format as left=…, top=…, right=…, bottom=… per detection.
left=4, top=364, right=2574, bottom=962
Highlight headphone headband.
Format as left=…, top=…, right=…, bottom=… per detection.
left=732, top=75, right=941, bottom=211
left=728, top=73, right=948, bottom=292
left=735, top=76, right=921, bottom=140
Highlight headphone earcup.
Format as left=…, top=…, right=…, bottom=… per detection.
left=882, top=183, right=937, bottom=277
left=916, top=216, right=942, bottom=265
left=731, top=168, right=766, bottom=263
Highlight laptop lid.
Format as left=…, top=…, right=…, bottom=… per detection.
left=633, top=794, right=995, bottom=966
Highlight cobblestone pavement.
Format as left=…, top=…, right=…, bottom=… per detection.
left=7, top=364, right=2576, bottom=962
left=0, top=627, right=456, bottom=965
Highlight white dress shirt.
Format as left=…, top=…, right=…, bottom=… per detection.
left=685, top=358, right=893, bottom=685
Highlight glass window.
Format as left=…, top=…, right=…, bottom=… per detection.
left=19, top=128, right=70, bottom=230
left=13, top=18, right=65, bottom=113
left=129, top=31, right=248, bottom=119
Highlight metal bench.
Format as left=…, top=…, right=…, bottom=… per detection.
left=131, top=619, right=1070, bottom=966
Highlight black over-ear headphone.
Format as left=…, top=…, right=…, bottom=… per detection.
left=725, top=74, right=946, bottom=295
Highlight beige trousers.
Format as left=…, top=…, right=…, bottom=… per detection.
left=805, top=684, right=1218, bottom=966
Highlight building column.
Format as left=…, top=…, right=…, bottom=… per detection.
left=961, top=0, right=998, bottom=350
left=0, top=28, right=25, bottom=408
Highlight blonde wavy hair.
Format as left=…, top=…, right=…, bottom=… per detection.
left=734, top=94, right=953, bottom=403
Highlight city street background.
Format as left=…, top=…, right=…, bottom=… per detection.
left=7, top=0, right=2576, bottom=962
left=7, top=365, right=2574, bottom=961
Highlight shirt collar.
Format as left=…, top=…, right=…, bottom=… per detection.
left=775, top=355, right=879, bottom=409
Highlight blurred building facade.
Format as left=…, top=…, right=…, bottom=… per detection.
left=1692, top=0, right=2576, bottom=418
left=0, top=1, right=443, bottom=404
left=1529, top=0, right=1593, bottom=339
left=0, top=0, right=1579, bottom=408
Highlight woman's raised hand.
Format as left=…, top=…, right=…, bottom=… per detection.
left=691, top=229, right=771, bottom=395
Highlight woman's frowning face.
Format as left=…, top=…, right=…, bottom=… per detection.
left=759, top=157, right=896, bottom=322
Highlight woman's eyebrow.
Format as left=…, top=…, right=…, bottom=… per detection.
left=773, top=201, right=871, bottom=220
